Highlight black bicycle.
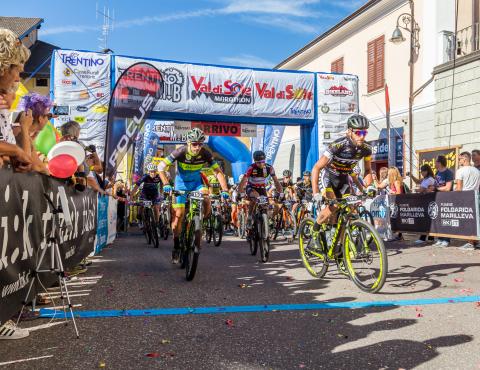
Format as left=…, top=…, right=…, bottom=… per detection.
left=158, top=194, right=172, bottom=240
left=247, top=195, right=271, bottom=263
left=175, top=190, right=205, bottom=281
left=142, top=200, right=159, bottom=248
left=204, top=195, right=223, bottom=247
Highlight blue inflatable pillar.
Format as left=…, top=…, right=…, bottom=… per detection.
left=207, top=136, right=250, bottom=182
left=300, top=120, right=318, bottom=172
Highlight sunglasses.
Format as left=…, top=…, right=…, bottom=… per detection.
left=353, top=129, right=368, bottom=137
left=190, top=142, right=203, bottom=147
left=43, top=113, right=53, bottom=119
left=255, top=160, right=266, bottom=164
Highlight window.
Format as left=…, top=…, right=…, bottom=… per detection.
left=331, top=57, right=344, bottom=73
left=367, top=35, right=385, bottom=93
left=35, top=78, right=48, bottom=87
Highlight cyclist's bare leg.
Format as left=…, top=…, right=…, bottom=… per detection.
left=202, top=189, right=211, bottom=218
left=231, top=203, right=238, bottom=227
left=153, top=204, right=160, bottom=223
left=315, top=191, right=337, bottom=227
left=172, top=207, right=185, bottom=237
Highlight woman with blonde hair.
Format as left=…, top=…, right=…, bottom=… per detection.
left=387, top=166, right=404, bottom=195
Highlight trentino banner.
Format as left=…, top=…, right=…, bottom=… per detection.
left=263, top=125, right=286, bottom=165
left=103, top=62, right=164, bottom=178
left=52, top=50, right=111, bottom=157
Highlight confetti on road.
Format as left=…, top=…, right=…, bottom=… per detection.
left=99, top=361, right=106, bottom=367
left=161, top=339, right=171, bottom=345
left=225, top=319, right=235, bottom=327
left=238, top=284, right=247, bottom=288
left=460, top=288, right=474, bottom=294
left=416, top=313, right=424, bottom=318
left=145, top=352, right=160, bottom=358
left=454, top=278, right=464, bottom=283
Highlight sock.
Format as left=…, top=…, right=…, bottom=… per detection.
left=173, top=237, right=180, bottom=251
left=313, top=222, right=321, bottom=232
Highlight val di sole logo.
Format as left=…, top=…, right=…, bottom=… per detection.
left=321, top=103, right=330, bottom=114
left=428, top=201, right=439, bottom=219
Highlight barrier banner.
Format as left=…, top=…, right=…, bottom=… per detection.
left=0, top=170, right=97, bottom=326
left=95, top=195, right=109, bottom=254
left=52, top=50, right=111, bottom=157
left=389, top=191, right=480, bottom=238
left=104, top=62, right=164, bottom=178
left=107, top=197, right=118, bottom=245
left=132, top=133, right=144, bottom=184
left=143, top=120, right=159, bottom=169
left=367, top=195, right=394, bottom=241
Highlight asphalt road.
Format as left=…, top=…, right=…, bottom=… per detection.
left=1, top=230, right=479, bottom=369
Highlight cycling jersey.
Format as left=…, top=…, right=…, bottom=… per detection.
left=296, top=180, right=313, bottom=200
left=281, top=180, right=294, bottom=191
left=245, top=163, right=276, bottom=188
left=324, top=137, right=372, bottom=175
left=136, top=174, right=162, bottom=196
left=159, top=145, right=218, bottom=207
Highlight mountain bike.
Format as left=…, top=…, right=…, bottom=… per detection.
left=142, top=200, right=159, bottom=248
left=175, top=190, right=204, bottom=281
left=158, top=195, right=172, bottom=240
left=204, top=195, right=223, bottom=247
left=237, top=200, right=248, bottom=239
left=270, top=199, right=297, bottom=242
left=247, top=195, right=271, bottom=262
left=298, top=195, right=387, bottom=293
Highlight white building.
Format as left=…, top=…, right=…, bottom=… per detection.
left=274, top=0, right=467, bottom=176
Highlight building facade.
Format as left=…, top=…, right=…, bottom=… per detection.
left=273, top=0, right=470, bottom=176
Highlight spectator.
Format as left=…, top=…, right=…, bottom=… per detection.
left=472, top=149, right=480, bottom=171
left=433, top=155, right=454, bottom=248
left=0, top=29, right=32, bottom=175
left=410, top=164, right=436, bottom=193
left=15, top=93, right=53, bottom=174
left=59, top=120, right=88, bottom=191
left=0, top=28, right=32, bottom=340
left=455, top=151, right=480, bottom=250
left=373, top=167, right=388, bottom=194
left=410, top=164, right=436, bottom=244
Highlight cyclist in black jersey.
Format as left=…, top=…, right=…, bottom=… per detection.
left=131, top=163, right=163, bottom=223
left=296, top=170, right=313, bottom=201
left=311, top=114, right=373, bottom=230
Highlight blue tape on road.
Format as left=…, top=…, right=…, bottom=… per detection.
left=39, top=295, right=480, bottom=319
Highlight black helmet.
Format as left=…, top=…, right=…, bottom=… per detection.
left=303, top=170, right=311, bottom=176
left=253, top=150, right=266, bottom=161
left=283, top=169, right=292, bottom=177
left=347, top=114, right=370, bottom=129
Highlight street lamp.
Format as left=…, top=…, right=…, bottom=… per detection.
left=390, top=0, right=420, bottom=187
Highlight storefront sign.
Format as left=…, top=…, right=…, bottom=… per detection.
left=417, top=146, right=460, bottom=174
left=370, top=136, right=404, bottom=172
left=389, top=191, right=480, bottom=238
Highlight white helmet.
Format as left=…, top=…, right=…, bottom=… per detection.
left=147, top=163, right=156, bottom=171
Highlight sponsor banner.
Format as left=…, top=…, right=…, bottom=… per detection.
left=143, top=120, right=159, bottom=169
left=95, top=195, right=109, bottom=254
left=389, top=191, right=480, bottom=238
left=132, top=133, right=144, bottom=184
left=0, top=169, right=97, bottom=326
left=107, top=197, right=118, bottom=245
left=115, top=57, right=187, bottom=114
left=253, top=70, right=314, bottom=120
left=187, top=64, right=253, bottom=116
left=115, top=55, right=315, bottom=122
left=104, top=62, right=163, bottom=178
left=417, top=146, right=459, bottom=174
left=52, top=50, right=111, bottom=157
left=263, top=125, right=285, bottom=165
left=317, top=74, right=359, bottom=148
left=370, top=136, right=404, bottom=173
left=366, top=195, right=394, bottom=241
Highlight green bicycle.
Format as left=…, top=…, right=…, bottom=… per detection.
left=174, top=190, right=205, bottom=281
left=298, top=195, right=387, bottom=293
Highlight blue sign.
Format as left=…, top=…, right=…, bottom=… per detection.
left=370, top=136, right=403, bottom=172
left=95, top=195, right=109, bottom=254
left=263, top=125, right=285, bottom=165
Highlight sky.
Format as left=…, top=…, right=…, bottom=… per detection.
left=3, top=0, right=368, bottom=69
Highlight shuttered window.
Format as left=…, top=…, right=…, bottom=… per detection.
left=367, top=35, right=385, bottom=93
left=331, top=57, right=344, bottom=73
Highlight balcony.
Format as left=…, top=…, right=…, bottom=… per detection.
left=456, top=22, right=479, bottom=57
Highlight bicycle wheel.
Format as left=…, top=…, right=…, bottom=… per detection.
left=285, top=210, right=297, bottom=240
left=239, top=211, right=246, bottom=239
left=162, top=212, right=170, bottom=240
left=152, top=218, right=159, bottom=248
left=204, top=216, right=212, bottom=243
left=270, top=213, right=280, bottom=240
left=213, top=214, right=223, bottom=247
left=342, top=219, right=387, bottom=293
left=248, top=225, right=258, bottom=256
left=144, top=210, right=153, bottom=245
left=259, top=213, right=270, bottom=263
left=185, top=217, right=201, bottom=281
left=298, top=217, right=328, bottom=278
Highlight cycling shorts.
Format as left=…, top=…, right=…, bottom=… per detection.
left=319, top=169, right=350, bottom=199
left=246, top=185, right=268, bottom=197
left=140, top=192, right=162, bottom=205
left=174, top=177, right=208, bottom=208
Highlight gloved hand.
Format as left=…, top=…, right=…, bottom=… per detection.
left=221, top=191, right=230, bottom=200
left=313, top=193, right=323, bottom=203
left=163, top=185, right=173, bottom=193
left=365, top=185, right=377, bottom=197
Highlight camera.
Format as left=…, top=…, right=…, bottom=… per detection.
left=85, top=144, right=96, bottom=153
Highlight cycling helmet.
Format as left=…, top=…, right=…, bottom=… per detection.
left=186, top=127, right=206, bottom=142
left=303, top=170, right=311, bottom=176
left=346, top=114, right=370, bottom=129
left=283, top=169, right=292, bottom=177
left=253, top=150, right=266, bottom=161
left=146, top=163, right=156, bottom=171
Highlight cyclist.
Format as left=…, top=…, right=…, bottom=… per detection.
left=131, top=163, right=162, bottom=225
left=296, top=170, right=313, bottom=201
left=238, top=150, right=282, bottom=230
left=311, top=113, right=373, bottom=233
left=157, top=128, right=229, bottom=263
left=280, top=170, right=296, bottom=200
left=230, top=175, right=243, bottom=230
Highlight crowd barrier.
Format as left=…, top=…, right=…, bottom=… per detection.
left=0, top=169, right=98, bottom=326
left=368, top=191, right=480, bottom=240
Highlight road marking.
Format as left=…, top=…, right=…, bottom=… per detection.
left=39, top=295, right=480, bottom=319
left=0, top=355, right=53, bottom=366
